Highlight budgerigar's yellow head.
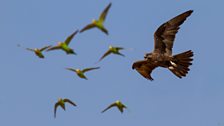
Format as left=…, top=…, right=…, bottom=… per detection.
left=115, top=100, right=121, bottom=104
left=76, top=69, right=81, bottom=73
left=58, top=98, right=62, bottom=102
left=58, top=42, right=63, bottom=46
left=92, top=19, right=97, bottom=24
left=109, top=45, right=113, bottom=50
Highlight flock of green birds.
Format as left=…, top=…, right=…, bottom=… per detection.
left=23, top=2, right=194, bottom=118
left=24, top=3, right=127, bottom=118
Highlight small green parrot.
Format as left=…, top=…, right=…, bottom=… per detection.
left=54, top=98, right=77, bottom=118
left=98, top=45, right=125, bottom=62
left=47, top=30, right=79, bottom=55
left=66, top=67, right=100, bottom=80
left=26, top=45, right=51, bottom=58
left=101, top=100, right=127, bottom=113
left=80, top=3, right=112, bottom=35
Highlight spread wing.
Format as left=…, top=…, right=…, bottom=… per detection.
left=101, top=103, right=117, bottom=113
left=153, top=10, right=193, bottom=55
left=80, top=23, right=96, bottom=33
left=54, top=102, right=60, bottom=118
left=132, top=60, right=158, bottom=81
left=40, top=45, right=52, bottom=51
left=115, top=47, right=124, bottom=50
left=82, top=67, right=100, bottom=73
left=26, top=48, right=35, bottom=52
left=99, top=3, right=112, bottom=22
left=64, top=99, right=77, bottom=106
left=46, top=45, right=61, bottom=52
left=66, top=68, right=77, bottom=73
left=98, top=50, right=112, bottom=62
left=64, top=30, right=79, bottom=45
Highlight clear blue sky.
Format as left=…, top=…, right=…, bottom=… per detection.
left=0, top=0, right=224, bottom=126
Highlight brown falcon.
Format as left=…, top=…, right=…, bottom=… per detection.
left=132, top=10, right=194, bottom=81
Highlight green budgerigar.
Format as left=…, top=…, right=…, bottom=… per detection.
left=66, top=67, right=100, bottom=80
left=54, top=98, right=77, bottom=118
left=80, top=3, right=112, bottom=35
left=47, top=30, right=79, bottom=55
left=98, top=45, right=125, bottom=62
left=26, top=45, right=51, bottom=58
left=101, top=100, right=127, bottom=113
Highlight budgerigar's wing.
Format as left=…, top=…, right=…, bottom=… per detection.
left=64, top=99, right=77, bottom=106
left=101, top=103, right=117, bottom=113
left=82, top=67, right=100, bottom=73
left=99, top=3, right=112, bottom=22
left=115, top=47, right=124, bottom=50
left=98, top=50, right=111, bottom=62
left=80, top=23, right=96, bottom=33
left=154, top=10, right=193, bottom=56
left=46, top=45, right=61, bottom=51
left=54, top=102, right=60, bottom=118
left=26, top=48, right=35, bottom=52
left=40, top=45, right=52, bottom=51
left=65, top=30, right=79, bottom=45
left=66, top=68, right=77, bottom=73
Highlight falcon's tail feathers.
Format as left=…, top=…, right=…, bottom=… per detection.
left=169, top=50, right=193, bottom=78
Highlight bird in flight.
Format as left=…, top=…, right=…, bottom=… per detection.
left=47, top=30, right=79, bottom=55
left=66, top=67, right=100, bottom=80
left=54, top=98, right=77, bottom=118
left=132, top=10, right=194, bottom=81
left=98, top=45, right=125, bottom=62
left=80, top=3, right=112, bottom=35
left=101, top=100, right=127, bottom=113
left=26, top=45, right=51, bottom=58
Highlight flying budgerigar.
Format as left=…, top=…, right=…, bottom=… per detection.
left=26, top=45, right=51, bottom=58
left=47, top=30, right=79, bottom=55
left=80, top=3, right=112, bottom=35
left=101, top=100, right=127, bottom=113
left=132, top=10, right=194, bottom=80
left=54, top=98, right=77, bottom=118
left=98, top=45, right=125, bottom=62
left=66, top=67, right=100, bottom=80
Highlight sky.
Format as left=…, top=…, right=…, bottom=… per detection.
left=0, top=0, right=224, bottom=126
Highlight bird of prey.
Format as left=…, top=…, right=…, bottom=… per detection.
left=98, top=45, right=124, bottom=62
left=47, top=30, right=79, bottom=55
left=80, top=3, right=112, bottom=35
left=132, top=10, right=194, bottom=81
left=66, top=67, right=100, bottom=80
left=101, top=100, right=127, bottom=113
left=54, top=98, right=77, bottom=118
left=26, top=45, right=51, bottom=58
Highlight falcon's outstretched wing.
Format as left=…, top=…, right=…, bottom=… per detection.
left=153, top=10, right=193, bottom=55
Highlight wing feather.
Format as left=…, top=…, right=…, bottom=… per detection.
left=99, top=3, right=112, bottom=22
left=154, top=10, right=193, bottom=55
left=101, top=103, right=116, bottom=113
left=82, top=67, right=100, bottom=73
left=80, top=23, right=96, bottom=33
left=64, top=30, right=79, bottom=45
left=64, top=99, right=77, bottom=106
